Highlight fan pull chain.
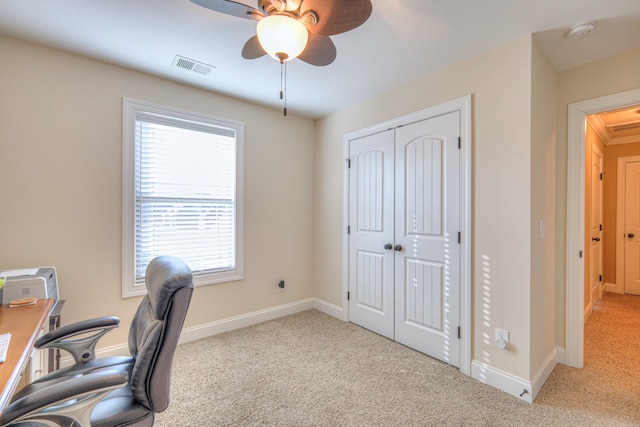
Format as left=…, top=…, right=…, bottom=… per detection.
left=280, top=60, right=284, bottom=101
left=284, top=60, right=288, bottom=116
left=277, top=56, right=288, bottom=117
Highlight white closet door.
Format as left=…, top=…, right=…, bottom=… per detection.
left=347, top=110, right=462, bottom=368
left=394, top=111, right=461, bottom=367
left=348, top=129, right=396, bottom=339
left=589, top=144, right=603, bottom=305
left=625, top=161, right=640, bottom=295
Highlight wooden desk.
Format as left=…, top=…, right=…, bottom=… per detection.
left=0, top=298, right=53, bottom=414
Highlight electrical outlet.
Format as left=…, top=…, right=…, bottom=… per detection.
left=277, top=280, right=285, bottom=292
left=495, top=328, right=509, bottom=350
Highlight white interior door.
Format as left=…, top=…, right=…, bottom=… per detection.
left=590, top=144, right=603, bottom=305
left=348, top=129, right=395, bottom=339
left=394, top=112, right=461, bottom=367
left=348, top=111, right=461, bottom=368
left=624, top=161, right=640, bottom=295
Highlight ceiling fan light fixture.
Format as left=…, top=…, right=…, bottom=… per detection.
left=257, top=15, right=309, bottom=62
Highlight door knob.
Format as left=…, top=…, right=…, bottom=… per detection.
left=628, top=233, right=635, bottom=238
left=394, top=244, right=403, bottom=252
left=384, top=243, right=393, bottom=250
left=591, top=237, right=600, bottom=242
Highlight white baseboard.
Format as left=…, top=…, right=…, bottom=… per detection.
left=471, top=361, right=533, bottom=403
left=604, top=282, right=616, bottom=293
left=530, top=348, right=557, bottom=401
left=471, top=349, right=558, bottom=403
left=312, top=298, right=345, bottom=320
left=584, top=301, right=592, bottom=323
left=63, top=297, right=339, bottom=367
left=555, top=346, right=566, bottom=365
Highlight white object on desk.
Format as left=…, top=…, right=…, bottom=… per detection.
left=0, top=333, right=11, bottom=363
left=1, top=267, right=59, bottom=305
left=0, top=269, right=38, bottom=278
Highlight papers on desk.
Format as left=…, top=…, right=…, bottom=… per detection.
left=9, top=297, right=37, bottom=308
left=0, top=333, right=10, bottom=363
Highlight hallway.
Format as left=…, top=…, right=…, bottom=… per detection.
left=536, top=292, right=640, bottom=424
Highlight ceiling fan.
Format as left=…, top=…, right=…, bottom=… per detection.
left=189, top=0, right=373, bottom=66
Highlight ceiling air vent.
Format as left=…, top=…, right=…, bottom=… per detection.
left=608, top=122, right=640, bottom=132
left=172, top=55, right=215, bottom=75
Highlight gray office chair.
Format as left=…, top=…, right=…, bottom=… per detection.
left=0, top=255, right=194, bottom=427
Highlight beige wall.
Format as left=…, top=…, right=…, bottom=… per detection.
left=555, top=47, right=640, bottom=347
left=315, top=36, right=536, bottom=380
left=0, top=36, right=315, bottom=348
left=529, top=39, right=557, bottom=378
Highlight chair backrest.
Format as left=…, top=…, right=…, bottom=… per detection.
left=127, top=255, right=194, bottom=411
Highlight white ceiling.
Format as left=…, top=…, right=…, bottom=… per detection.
left=1, top=0, right=639, bottom=119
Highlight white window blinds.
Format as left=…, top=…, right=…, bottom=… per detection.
left=134, top=115, right=236, bottom=282
left=123, top=98, right=244, bottom=296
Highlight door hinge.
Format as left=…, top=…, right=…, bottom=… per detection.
left=347, top=225, right=351, bottom=234
left=458, top=137, right=461, bottom=149
left=579, top=250, right=583, bottom=258
left=346, top=158, right=351, bottom=168
left=347, top=291, right=350, bottom=301
left=457, top=232, right=461, bottom=244
left=600, top=173, right=603, bottom=180
left=599, top=224, right=603, bottom=231
left=599, top=274, right=602, bottom=282
left=457, top=326, right=461, bottom=339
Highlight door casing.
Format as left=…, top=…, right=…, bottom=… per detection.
left=342, top=95, right=472, bottom=376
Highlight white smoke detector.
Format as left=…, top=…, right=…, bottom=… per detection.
left=566, top=22, right=596, bottom=40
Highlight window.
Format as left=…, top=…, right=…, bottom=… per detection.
left=122, top=98, right=243, bottom=297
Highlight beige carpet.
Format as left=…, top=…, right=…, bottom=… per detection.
left=155, top=293, right=640, bottom=426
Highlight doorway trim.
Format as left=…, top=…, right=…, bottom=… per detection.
left=616, top=156, right=640, bottom=294
left=342, top=95, right=472, bottom=376
left=566, top=88, right=640, bottom=368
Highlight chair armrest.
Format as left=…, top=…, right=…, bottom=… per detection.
left=0, top=368, right=128, bottom=426
left=35, top=316, right=121, bottom=365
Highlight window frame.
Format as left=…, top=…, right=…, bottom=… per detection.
left=122, top=97, right=244, bottom=297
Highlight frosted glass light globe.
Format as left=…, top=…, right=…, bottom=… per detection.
left=257, top=15, right=309, bottom=62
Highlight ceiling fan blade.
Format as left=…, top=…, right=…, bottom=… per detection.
left=298, top=33, right=336, bottom=66
left=190, top=0, right=260, bottom=19
left=242, top=35, right=267, bottom=59
left=300, top=0, right=372, bottom=36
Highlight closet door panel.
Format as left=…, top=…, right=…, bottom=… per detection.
left=394, top=111, right=461, bottom=367
left=348, top=129, right=396, bottom=339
